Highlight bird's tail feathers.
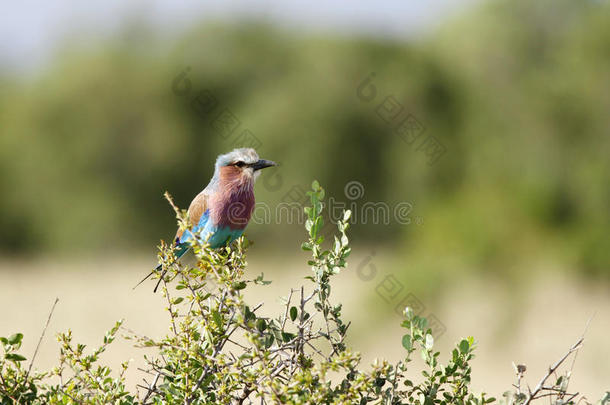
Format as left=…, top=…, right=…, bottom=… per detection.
left=132, top=263, right=162, bottom=290
left=153, top=268, right=167, bottom=293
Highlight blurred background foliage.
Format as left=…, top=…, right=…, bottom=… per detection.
left=1, top=0, right=609, bottom=285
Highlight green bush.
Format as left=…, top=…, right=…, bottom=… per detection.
left=1, top=182, right=606, bottom=404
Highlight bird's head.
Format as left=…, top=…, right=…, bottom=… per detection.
left=214, top=148, right=277, bottom=184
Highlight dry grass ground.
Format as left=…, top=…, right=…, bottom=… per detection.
left=0, top=250, right=608, bottom=400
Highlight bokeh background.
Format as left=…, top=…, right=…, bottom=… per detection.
left=1, top=0, right=609, bottom=399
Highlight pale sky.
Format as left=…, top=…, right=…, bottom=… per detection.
left=0, top=0, right=478, bottom=72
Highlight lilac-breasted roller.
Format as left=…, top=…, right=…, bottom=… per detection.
left=136, top=148, right=277, bottom=292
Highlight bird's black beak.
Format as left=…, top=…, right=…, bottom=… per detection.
left=251, top=159, right=277, bottom=171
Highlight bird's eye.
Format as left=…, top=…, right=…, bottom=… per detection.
left=234, top=161, right=246, bottom=167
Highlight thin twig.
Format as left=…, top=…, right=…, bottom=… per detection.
left=524, top=336, right=583, bottom=405
left=524, top=315, right=594, bottom=405
left=25, top=297, right=59, bottom=383
left=141, top=371, right=160, bottom=404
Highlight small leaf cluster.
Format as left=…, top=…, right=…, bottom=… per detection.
left=391, top=308, right=495, bottom=405
left=44, top=321, right=134, bottom=404
left=302, top=180, right=352, bottom=354
left=0, top=322, right=133, bottom=404
left=0, top=333, right=42, bottom=404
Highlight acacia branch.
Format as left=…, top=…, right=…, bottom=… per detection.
left=524, top=337, right=583, bottom=404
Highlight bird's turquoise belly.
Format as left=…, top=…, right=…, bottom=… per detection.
left=179, top=211, right=244, bottom=249
left=202, top=225, right=244, bottom=248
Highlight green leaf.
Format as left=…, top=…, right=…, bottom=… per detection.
left=425, top=334, right=434, bottom=350
left=374, top=377, right=385, bottom=387
left=5, top=353, right=26, bottom=362
left=256, top=319, right=267, bottom=332
left=290, top=306, right=298, bottom=322
left=212, top=310, right=223, bottom=329
left=232, top=281, right=247, bottom=290
left=264, top=334, right=274, bottom=349
left=459, top=339, right=470, bottom=354
left=341, top=234, right=348, bottom=246
left=343, top=210, right=352, bottom=222
left=8, top=333, right=23, bottom=345
left=402, top=334, right=412, bottom=351
left=305, top=219, right=313, bottom=232
left=244, top=306, right=256, bottom=322
left=171, top=297, right=184, bottom=305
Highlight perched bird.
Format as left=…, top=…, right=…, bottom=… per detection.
left=135, top=148, right=277, bottom=292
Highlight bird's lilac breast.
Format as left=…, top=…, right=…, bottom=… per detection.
left=210, top=184, right=255, bottom=230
